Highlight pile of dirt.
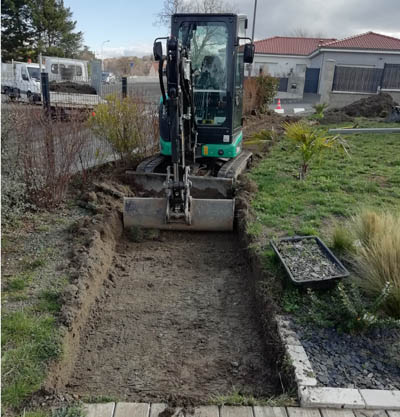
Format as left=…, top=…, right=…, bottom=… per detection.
left=320, top=93, right=398, bottom=124
left=319, top=109, right=354, bottom=125
left=49, top=81, right=97, bottom=95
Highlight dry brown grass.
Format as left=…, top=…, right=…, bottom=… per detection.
left=350, top=210, right=400, bottom=317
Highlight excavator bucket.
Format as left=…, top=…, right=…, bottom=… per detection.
left=123, top=197, right=234, bottom=231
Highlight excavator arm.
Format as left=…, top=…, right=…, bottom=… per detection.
left=154, top=35, right=196, bottom=225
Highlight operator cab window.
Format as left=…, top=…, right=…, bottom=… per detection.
left=179, top=22, right=228, bottom=126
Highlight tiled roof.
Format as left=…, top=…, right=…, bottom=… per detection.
left=254, top=32, right=400, bottom=56
left=322, top=31, right=400, bottom=51
left=254, top=37, right=336, bottom=56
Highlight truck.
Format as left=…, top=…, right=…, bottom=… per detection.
left=41, top=56, right=89, bottom=83
left=2, top=57, right=104, bottom=111
left=1, top=61, right=41, bottom=102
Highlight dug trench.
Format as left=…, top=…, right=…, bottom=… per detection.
left=42, top=180, right=290, bottom=406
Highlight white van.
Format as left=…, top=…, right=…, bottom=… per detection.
left=1, top=61, right=41, bottom=101
left=42, top=56, right=89, bottom=83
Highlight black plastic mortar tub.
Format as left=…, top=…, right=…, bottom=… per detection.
left=270, top=235, right=350, bottom=287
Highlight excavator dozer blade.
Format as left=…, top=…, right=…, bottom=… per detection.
left=123, top=197, right=234, bottom=231
left=126, top=171, right=234, bottom=199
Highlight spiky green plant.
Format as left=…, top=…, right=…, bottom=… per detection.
left=283, top=121, right=349, bottom=179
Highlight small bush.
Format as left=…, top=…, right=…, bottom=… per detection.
left=243, top=75, right=278, bottom=115
left=284, top=121, right=349, bottom=179
left=10, top=106, right=90, bottom=209
left=307, top=281, right=399, bottom=332
left=351, top=210, right=400, bottom=317
left=256, top=74, right=279, bottom=112
left=311, top=102, right=329, bottom=119
left=89, top=94, right=158, bottom=163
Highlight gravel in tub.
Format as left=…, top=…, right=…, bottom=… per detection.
left=276, top=239, right=342, bottom=282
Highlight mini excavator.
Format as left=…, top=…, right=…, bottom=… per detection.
left=123, top=13, right=255, bottom=231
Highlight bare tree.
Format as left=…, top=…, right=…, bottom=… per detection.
left=155, top=0, right=237, bottom=27
left=288, top=27, right=327, bottom=38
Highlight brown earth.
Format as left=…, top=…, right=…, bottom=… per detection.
left=243, top=111, right=300, bottom=138
left=64, top=230, right=280, bottom=403
left=320, top=92, right=399, bottom=125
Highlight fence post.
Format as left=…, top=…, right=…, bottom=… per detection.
left=122, top=77, right=127, bottom=98
left=41, top=72, right=50, bottom=115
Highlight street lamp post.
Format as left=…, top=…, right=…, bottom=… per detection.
left=101, top=40, right=110, bottom=70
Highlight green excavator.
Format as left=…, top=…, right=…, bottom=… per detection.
left=123, top=13, right=255, bottom=231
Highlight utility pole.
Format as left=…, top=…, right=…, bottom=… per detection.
left=247, top=0, right=258, bottom=77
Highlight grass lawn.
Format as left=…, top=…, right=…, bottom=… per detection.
left=249, top=119, right=400, bottom=239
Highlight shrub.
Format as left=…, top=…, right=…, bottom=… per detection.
left=10, top=106, right=91, bottom=209
left=89, top=94, right=158, bottom=163
left=256, top=74, right=279, bottom=112
left=311, top=102, right=329, bottom=119
left=351, top=210, right=400, bottom=318
left=243, top=75, right=278, bottom=115
left=307, top=281, right=399, bottom=332
left=243, top=77, right=260, bottom=115
left=283, top=121, right=349, bottom=179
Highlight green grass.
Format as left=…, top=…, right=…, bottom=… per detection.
left=209, top=390, right=297, bottom=406
left=7, top=273, right=32, bottom=292
left=1, top=310, right=61, bottom=409
left=36, top=289, right=62, bottom=313
left=250, top=121, right=400, bottom=236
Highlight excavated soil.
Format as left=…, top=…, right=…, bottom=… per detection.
left=65, top=231, right=279, bottom=403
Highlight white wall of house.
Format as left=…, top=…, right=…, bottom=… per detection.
left=252, top=54, right=310, bottom=77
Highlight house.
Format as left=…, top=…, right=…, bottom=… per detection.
left=252, top=32, right=400, bottom=105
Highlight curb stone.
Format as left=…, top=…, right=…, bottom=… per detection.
left=276, top=315, right=400, bottom=409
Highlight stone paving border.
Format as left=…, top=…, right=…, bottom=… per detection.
left=83, top=403, right=400, bottom=417
left=276, top=315, right=400, bottom=409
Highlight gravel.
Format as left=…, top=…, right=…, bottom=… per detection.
left=290, top=319, right=400, bottom=390
left=275, top=238, right=343, bottom=282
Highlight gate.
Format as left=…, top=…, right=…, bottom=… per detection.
left=304, top=68, right=320, bottom=93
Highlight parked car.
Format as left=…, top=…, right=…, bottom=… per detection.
left=1, top=61, right=41, bottom=102
left=102, top=72, right=116, bottom=84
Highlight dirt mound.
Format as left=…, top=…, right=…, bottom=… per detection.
left=341, top=92, right=398, bottom=118
left=321, top=93, right=398, bottom=124
left=49, top=81, right=97, bottom=95
left=319, top=109, right=354, bottom=125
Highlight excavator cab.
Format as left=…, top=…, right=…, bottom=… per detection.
left=123, top=14, right=254, bottom=231
left=160, top=14, right=253, bottom=159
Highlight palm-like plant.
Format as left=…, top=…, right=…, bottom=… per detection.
left=284, top=121, right=349, bottom=179
left=312, top=102, right=329, bottom=119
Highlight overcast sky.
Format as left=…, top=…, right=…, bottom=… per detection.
left=65, top=0, right=400, bottom=58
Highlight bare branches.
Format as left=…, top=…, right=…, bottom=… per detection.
left=154, top=0, right=237, bottom=27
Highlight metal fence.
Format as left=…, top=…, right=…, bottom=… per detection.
left=381, top=64, right=400, bottom=89
left=332, top=64, right=400, bottom=93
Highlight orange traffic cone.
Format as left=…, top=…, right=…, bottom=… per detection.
left=276, top=99, right=282, bottom=110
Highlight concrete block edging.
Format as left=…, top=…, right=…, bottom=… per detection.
left=276, top=315, right=400, bottom=409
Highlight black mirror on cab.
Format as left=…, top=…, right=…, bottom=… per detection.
left=153, top=41, right=163, bottom=61
left=243, top=43, right=255, bottom=64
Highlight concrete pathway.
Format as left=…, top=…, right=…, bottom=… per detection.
left=84, top=403, right=400, bottom=417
